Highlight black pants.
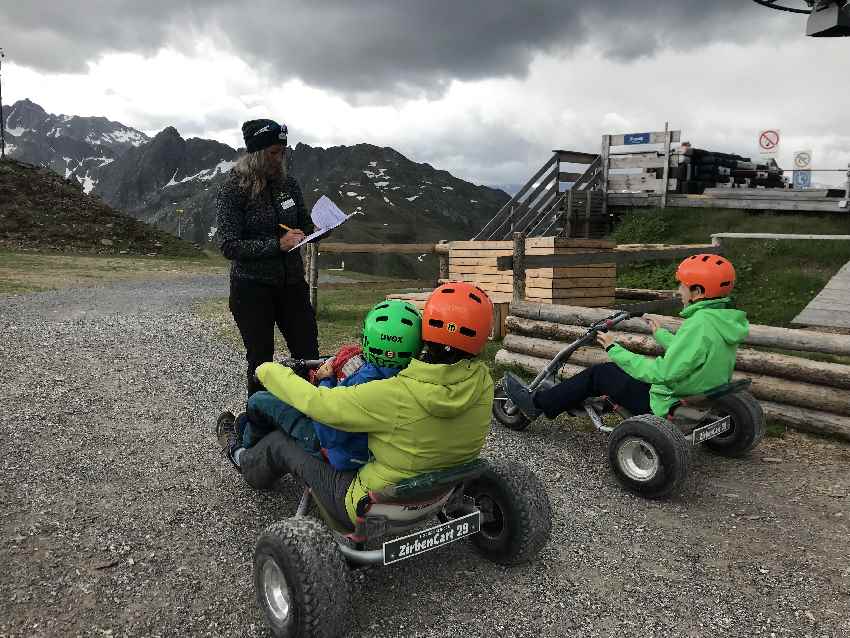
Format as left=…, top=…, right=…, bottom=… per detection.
left=229, top=278, right=319, bottom=398
left=240, top=430, right=356, bottom=529
left=534, top=362, right=651, bottom=418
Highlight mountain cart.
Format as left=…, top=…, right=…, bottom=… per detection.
left=493, top=311, right=765, bottom=499
left=248, top=357, right=553, bottom=638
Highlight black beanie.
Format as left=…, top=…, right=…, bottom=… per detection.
left=242, top=119, right=288, bottom=153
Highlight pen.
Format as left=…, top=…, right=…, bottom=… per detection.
left=279, top=224, right=299, bottom=232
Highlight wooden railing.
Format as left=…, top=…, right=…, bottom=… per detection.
left=472, top=150, right=601, bottom=241
left=305, top=242, right=451, bottom=306
left=494, top=236, right=718, bottom=303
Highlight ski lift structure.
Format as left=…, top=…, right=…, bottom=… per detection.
left=752, top=0, right=850, bottom=36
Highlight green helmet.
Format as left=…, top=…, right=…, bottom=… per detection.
left=361, top=300, right=423, bottom=369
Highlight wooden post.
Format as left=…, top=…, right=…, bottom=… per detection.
left=600, top=135, right=611, bottom=218
left=844, top=163, right=850, bottom=209
left=565, top=188, right=574, bottom=238
left=584, top=189, right=592, bottom=238
left=437, top=240, right=449, bottom=285
left=307, top=243, right=319, bottom=309
left=661, top=121, right=672, bottom=209
left=512, top=232, right=526, bottom=304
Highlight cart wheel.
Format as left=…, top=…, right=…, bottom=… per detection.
left=703, top=391, right=765, bottom=457
left=254, top=517, right=352, bottom=638
left=607, top=414, right=689, bottom=499
left=492, top=382, right=532, bottom=431
left=465, top=459, right=552, bottom=565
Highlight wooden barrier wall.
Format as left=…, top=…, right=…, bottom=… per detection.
left=495, top=302, right=850, bottom=440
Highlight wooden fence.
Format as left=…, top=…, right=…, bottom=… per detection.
left=496, top=302, right=850, bottom=440
left=304, top=241, right=451, bottom=307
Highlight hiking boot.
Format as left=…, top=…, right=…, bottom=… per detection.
left=503, top=373, right=542, bottom=420
left=215, top=411, right=241, bottom=472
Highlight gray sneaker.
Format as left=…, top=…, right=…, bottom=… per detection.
left=503, top=373, right=542, bottom=420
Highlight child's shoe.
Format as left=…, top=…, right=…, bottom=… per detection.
left=215, top=411, right=242, bottom=472
left=503, top=373, right=542, bottom=420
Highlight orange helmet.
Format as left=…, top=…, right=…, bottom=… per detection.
left=422, top=282, right=493, bottom=355
left=676, top=254, right=736, bottom=299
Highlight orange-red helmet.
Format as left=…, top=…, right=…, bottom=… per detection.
left=676, top=254, right=736, bottom=299
left=422, top=282, right=493, bottom=355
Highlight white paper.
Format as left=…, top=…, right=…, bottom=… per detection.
left=288, top=195, right=360, bottom=251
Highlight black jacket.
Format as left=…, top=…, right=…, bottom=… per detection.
left=215, top=172, right=315, bottom=286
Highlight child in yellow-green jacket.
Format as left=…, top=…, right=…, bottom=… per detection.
left=216, top=282, right=496, bottom=528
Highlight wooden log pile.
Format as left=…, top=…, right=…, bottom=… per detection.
left=448, top=238, right=617, bottom=306
left=495, top=302, right=850, bottom=440
left=678, top=148, right=786, bottom=194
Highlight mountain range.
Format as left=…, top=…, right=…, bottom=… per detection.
left=1, top=99, right=509, bottom=276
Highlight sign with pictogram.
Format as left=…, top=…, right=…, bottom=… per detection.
left=793, top=150, right=813, bottom=170
left=793, top=170, right=812, bottom=189
left=758, top=129, right=781, bottom=156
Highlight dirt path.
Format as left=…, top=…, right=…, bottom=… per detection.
left=1, top=277, right=848, bottom=638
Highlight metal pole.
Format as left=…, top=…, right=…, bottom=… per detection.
left=308, top=243, right=319, bottom=309
left=0, top=48, right=6, bottom=160
left=845, top=163, right=850, bottom=200
left=842, top=163, right=850, bottom=210
left=661, top=121, right=672, bottom=208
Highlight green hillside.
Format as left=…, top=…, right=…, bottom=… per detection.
left=611, top=207, right=850, bottom=327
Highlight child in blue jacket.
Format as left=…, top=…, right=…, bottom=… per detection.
left=219, top=299, right=423, bottom=471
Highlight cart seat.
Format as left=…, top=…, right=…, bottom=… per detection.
left=351, top=459, right=486, bottom=541
left=668, top=379, right=752, bottom=413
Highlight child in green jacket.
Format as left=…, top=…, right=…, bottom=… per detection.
left=217, top=282, right=496, bottom=528
left=505, top=254, right=749, bottom=420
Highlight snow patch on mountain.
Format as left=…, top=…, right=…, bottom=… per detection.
left=163, top=159, right=236, bottom=188
left=81, top=173, right=97, bottom=194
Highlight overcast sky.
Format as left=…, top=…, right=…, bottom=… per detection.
left=1, top=1, right=848, bottom=186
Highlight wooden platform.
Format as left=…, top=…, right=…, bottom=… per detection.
left=792, top=261, right=850, bottom=330
left=609, top=191, right=847, bottom=213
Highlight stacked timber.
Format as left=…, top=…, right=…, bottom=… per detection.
left=495, top=302, right=850, bottom=441
left=448, top=238, right=616, bottom=307
left=678, top=148, right=786, bottom=194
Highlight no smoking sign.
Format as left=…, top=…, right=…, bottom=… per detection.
left=758, top=129, right=780, bottom=156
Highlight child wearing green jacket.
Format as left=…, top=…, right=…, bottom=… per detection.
left=505, top=254, right=749, bottom=420
left=217, top=282, right=496, bottom=528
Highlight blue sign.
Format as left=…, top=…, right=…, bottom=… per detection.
left=793, top=170, right=812, bottom=189
left=624, top=133, right=651, bottom=145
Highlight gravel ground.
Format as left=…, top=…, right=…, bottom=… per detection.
left=2, top=275, right=849, bottom=638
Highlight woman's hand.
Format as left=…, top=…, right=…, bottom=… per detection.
left=279, top=229, right=305, bottom=251
left=314, top=359, right=334, bottom=381
left=596, top=331, right=617, bottom=350
left=644, top=315, right=663, bottom=333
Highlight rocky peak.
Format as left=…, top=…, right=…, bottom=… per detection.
left=4, top=99, right=47, bottom=132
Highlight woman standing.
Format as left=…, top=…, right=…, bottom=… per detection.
left=216, top=119, right=319, bottom=399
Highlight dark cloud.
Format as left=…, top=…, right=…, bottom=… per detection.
left=0, top=1, right=786, bottom=96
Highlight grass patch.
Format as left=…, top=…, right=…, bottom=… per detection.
left=612, top=208, right=850, bottom=327
left=0, top=250, right=228, bottom=296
